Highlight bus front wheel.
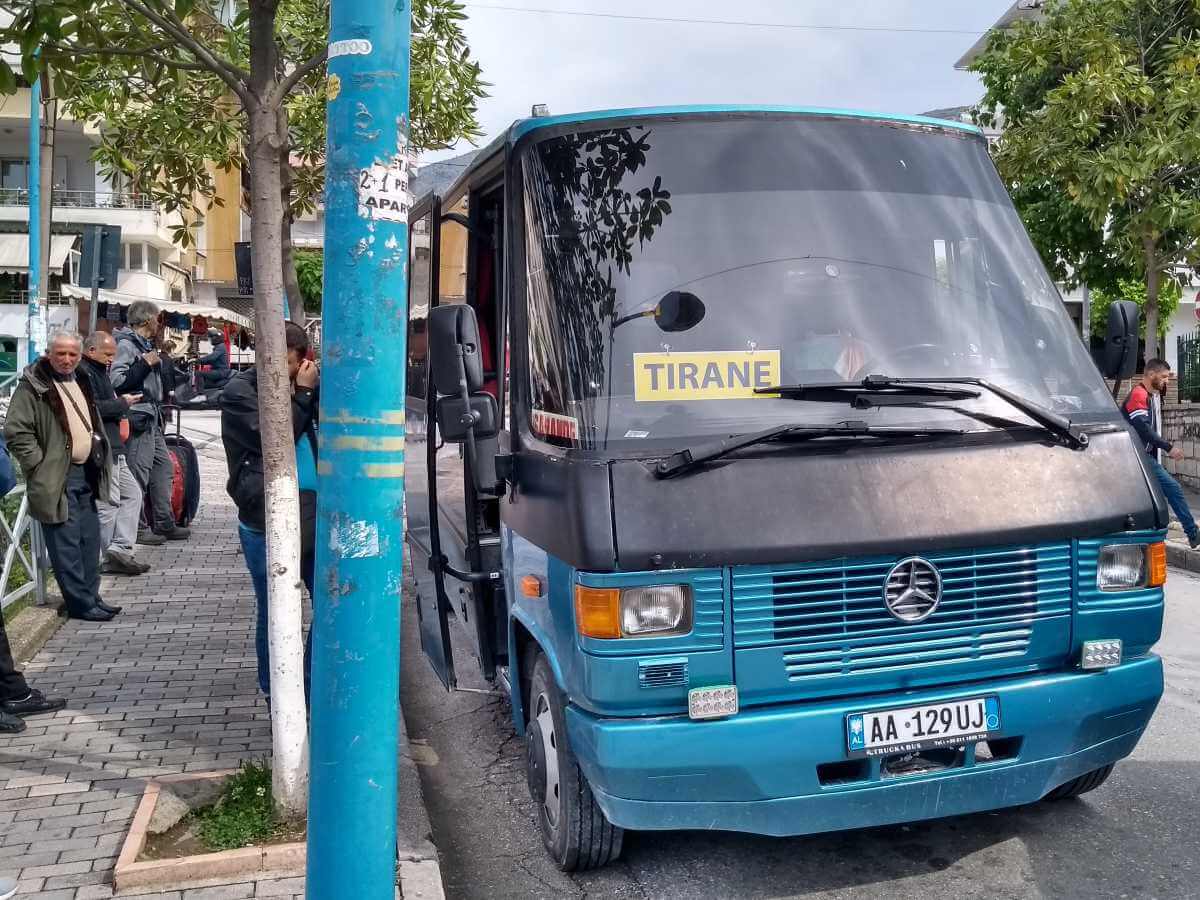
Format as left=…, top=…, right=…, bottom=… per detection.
left=525, top=653, right=624, bottom=871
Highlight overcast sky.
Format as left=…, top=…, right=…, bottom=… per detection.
left=422, top=0, right=1012, bottom=162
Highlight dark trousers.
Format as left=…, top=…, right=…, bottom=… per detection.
left=42, top=465, right=102, bottom=616
left=0, top=611, right=30, bottom=702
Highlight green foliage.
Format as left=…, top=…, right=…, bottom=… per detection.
left=294, top=249, right=322, bottom=313
left=972, top=0, right=1200, bottom=355
left=1090, top=277, right=1183, bottom=339
left=0, top=0, right=486, bottom=243
left=194, top=762, right=279, bottom=851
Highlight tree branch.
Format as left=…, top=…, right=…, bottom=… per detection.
left=273, top=46, right=327, bottom=105
left=45, top=41, right=211, bottom=71
left=114, top=0, right=253, bottom=107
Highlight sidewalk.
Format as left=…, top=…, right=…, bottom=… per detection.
left=0, top=411, right=438, bottom=899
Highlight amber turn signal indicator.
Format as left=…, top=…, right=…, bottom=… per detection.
left=520, top=575, right=544, bottom=598
left=1148, top=542, right=1167, bottom=588
left=574, top=586, right=622, bottom=639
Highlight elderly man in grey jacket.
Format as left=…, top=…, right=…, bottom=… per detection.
left=110, top=300, right=189, bottom=543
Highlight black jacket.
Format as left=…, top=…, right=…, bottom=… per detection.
left=219, top=367, right=318, bottom=532
left=78, top=356, right=128, bottom=458
left=198, top=341, right=230, bottom=372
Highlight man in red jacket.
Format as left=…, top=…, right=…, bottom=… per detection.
left=1125, top=358, right=1200, bottom=548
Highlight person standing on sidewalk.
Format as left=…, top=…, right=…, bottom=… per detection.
left=111, top=301, right=189, bottom=545
left=220, top=322, right=318, bottom=704
left=0, top=430, right=66, bottom=734
left=1124, top=358, right=1200, bottom=548
left=3, top=330, right=121, bottom=621
left=80, top=331, right=150, bottom=576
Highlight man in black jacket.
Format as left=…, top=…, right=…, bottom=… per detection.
left=81, top=332, right=150, bottom=576
left=198, top=328, right=231, bottom=391
left=220, top=322, right=318, bottom=702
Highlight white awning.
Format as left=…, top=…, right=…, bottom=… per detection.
left=59, top=283, right=252, bottom=328
left=0, top=234, right=77, bottom=276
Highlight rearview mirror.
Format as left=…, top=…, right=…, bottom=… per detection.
left=1102, top=300, right=1139, bottom=380
left=428, top=304, right=484, bottom=396
left=654, top=291, right=706, bottom=332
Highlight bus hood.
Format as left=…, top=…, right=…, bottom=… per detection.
left=608, top=428, right=1164, bottom=570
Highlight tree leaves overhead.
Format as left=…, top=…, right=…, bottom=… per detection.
left=0, top=0, right=486, bottom=245
left=972, top=0, right=1200, bottom=358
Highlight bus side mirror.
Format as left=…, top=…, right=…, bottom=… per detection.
left=654, top=291, right=706, bottom=332
left=1102, top=300, right=1139, bottom=380
left=436, top=393, right=499, bottom=443
left=429, top=304, right=484, bottom=396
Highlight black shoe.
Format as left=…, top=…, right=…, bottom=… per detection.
left=0, top=709, right=26, bottom=733
left=162, top=526, right=190, bottom=541
left=138, top=530, right=166, bottom=546
left=1190, top=534, right=1200, bottom=550
left=136, top=561, right=152, bottom=574
left=96, top=600, right=123, bottom=615
left=102, top=552, right=144, bottom=576
left=1, top=689, right=67, bottom=718
left=69, top=607, right=115, bottom=622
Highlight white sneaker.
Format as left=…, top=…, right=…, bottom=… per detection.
left=0, top=875, right=18, bottom=900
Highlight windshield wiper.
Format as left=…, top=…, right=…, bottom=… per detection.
left=755, top=374, right=1089, bottom=451
left=654, top=420, right=965, bottom=479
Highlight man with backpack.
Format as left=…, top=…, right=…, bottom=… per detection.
left=111, top=300, right=190, bottom=545
left=220, top=322, right=318, bottom=703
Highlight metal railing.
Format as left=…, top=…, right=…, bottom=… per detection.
left=0, top=188, right=155, bottom=210
left=1179, top=331, right=1200, bottom=402
left=0, top=371, right=47, bottom=612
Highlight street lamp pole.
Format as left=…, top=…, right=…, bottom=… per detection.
left=306, top=0, right=411, bottom=897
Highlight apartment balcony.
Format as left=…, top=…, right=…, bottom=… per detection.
left=0, top=188, right=178, bottom=246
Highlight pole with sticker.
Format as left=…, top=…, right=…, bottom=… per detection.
left=306, top=0, right=409, bottom=896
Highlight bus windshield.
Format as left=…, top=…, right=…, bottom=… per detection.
left=519, top=115, right=1116, bottom=451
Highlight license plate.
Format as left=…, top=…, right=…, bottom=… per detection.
left=846, top=696, right=1000, bottom=757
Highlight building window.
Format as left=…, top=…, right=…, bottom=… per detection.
left=147, top=245, right=160, bottom=275
left=170, top=288, right=183, bottom=303
left=127, top=242, right=143, bottom=270
left=0, top=159, right=28, bottom=190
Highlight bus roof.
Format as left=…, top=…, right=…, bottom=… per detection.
left=427, top=105, right=984, bottom=207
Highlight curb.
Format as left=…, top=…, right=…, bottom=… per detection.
left=6, top=602, right=64, bottom=664
left=1166, top=539, right=1200, bottom=573
left=397, top=687, right=445, bottom=900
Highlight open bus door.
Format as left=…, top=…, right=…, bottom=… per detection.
left=407, top=194, right=456, bottom=689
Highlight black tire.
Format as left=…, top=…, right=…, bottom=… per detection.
left=525, top=653, right=624, bottom=871
left=1044, top=764, right=1114, bottom=800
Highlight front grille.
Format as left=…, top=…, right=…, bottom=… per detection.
left=638, top=658, right=689, bottom=688
left=731, top=543, right=1072, bottom=682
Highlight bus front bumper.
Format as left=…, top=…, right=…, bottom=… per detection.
left=564, top=656, right=1162, bottom=836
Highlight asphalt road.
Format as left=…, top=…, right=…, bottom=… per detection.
left=402, top=566, right=1200, bottom=900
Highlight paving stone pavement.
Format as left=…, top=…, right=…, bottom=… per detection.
left=0, top=412, right=307, bottom=899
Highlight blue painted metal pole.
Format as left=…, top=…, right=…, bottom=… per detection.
left=27, top=70, right=45, bottom=363
left=306, top=0, right=410, bottom=896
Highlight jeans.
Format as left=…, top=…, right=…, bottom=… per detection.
left=41, top=465, right=102, bottom=616
left=239, top=524, right=314, bottom=701
left=97, top=455, right=143, bottom=556
left=1150, top=457, right=1198, bottom=539
left=126, top=423, right=174, bottom=533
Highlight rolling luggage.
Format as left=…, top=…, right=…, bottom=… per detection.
left=144, top=406, right=201, bottom=528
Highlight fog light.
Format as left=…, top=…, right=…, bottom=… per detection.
left=688, top=685, right=738, bottom=720
left=1082, top=639, right=1123, bottom=670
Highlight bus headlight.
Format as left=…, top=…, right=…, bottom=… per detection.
left=575, top=584, right=694, bottom=638
left=621, top=585, right=693, bottom=637
left=1097, top=542, right=1166, bottom=591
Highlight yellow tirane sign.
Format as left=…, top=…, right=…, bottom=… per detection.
left=633, top=350, right=781, bottom=402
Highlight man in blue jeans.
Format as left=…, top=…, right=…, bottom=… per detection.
left=220, top=323, right=319, bottom=703
left=1125, top=358, right=1200, bottom=548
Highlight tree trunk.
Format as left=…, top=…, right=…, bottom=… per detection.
left=1144, top=235, right=1161, bottom=361
left=247, top=0, right=308, bottom=818
left=279, top=154, right=305, bottom=324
